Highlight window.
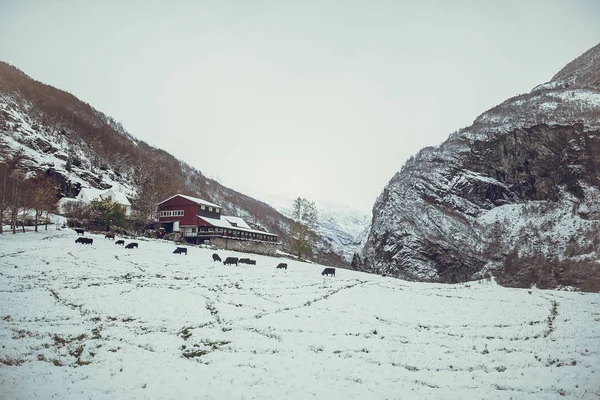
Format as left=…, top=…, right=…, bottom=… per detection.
left=200, top=205, right=206, bottom=210
left=209, top=207, right=213, bottom=212
left=159, top=210, right=184, bottom=217
left=192, top=227, right=196, bottom=233
left=216, top=208, right=220, bottom=213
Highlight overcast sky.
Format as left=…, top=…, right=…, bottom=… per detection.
left=1, top=1, right=599, bottom=212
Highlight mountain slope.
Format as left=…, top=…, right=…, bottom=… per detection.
left=0, top=61, right=347, bottom=266
left=363, top=43, right=600, bottom=291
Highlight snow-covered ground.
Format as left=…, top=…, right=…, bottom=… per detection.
left=1, top=229, right=599, bottom=399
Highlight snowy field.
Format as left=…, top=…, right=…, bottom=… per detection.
left=1, top=229, right=599, bottom=400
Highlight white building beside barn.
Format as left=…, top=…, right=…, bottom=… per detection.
left=59, top=187, right=132, bottom=216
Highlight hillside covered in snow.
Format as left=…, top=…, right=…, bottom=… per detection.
left=0, top=61, right=347, bottom=267
left=1, top=228, right=599, bottom=399
left=363, top=43, right=600, bottom=291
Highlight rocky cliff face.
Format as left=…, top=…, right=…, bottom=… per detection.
left=363, top=43, right=600, bottom=291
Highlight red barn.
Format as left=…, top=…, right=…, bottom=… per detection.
left=158, top=194, right=222, bottom=233
left=157, top=194, right=278, bottom=246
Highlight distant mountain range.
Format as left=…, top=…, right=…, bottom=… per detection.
left=363, top=42, right=600, bottom=291
left=0, top=61, right=350, bottom=267
left=265, top=195, right=371, bottom=261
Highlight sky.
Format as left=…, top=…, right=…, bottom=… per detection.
left=1, top=1, right=599, bottom=213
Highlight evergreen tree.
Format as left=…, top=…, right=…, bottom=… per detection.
left=91, top=198, right=126, bottom=231
left=351, top=253, right=363, bottom=270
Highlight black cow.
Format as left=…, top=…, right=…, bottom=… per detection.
left=212, top=253, right=221, bottom=262
left=223, top=257, right=238, bottom=266
left=105, top=233, right=115, bottom=239
left=173, top=247, right=187, bottom=255
left=276, top=263, right=287, bottom=270
left=115, top=240, right=125, bottom=246
left=322, top=267, right=335, bottom=277
left=74, top=228, right=84, bottom=235
left=125, top=242, right=138, bottom=249
left=75, top=237, right=86, bottom=244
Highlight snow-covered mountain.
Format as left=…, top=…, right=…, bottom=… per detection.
left=363, top=43, right=600, bottom=291
left=266, top=195, right=370, bottom=261
left=0, top=62, right=348, bottom=266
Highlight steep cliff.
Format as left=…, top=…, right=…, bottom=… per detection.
left=363, top=43, right=600, bottom=291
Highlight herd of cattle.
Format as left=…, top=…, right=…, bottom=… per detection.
left=72, top=228, right=336, bottom=277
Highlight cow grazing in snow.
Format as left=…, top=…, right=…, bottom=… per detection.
left=212, top=253, right=221, bottom=262
left=321, top=268, right=335, bottom=277
left=125, top=242, right=138, bottom=249
left=115, top=240, right=125, bottom=246
left=223, top=257, right=238, bottom=266
left=276, top=263, right=287, bottom=270
left=74, top=228, right=84, bottom=235
left=75, top=237, right=86, bottom=244
left=173, top=247, right=187, bottom=255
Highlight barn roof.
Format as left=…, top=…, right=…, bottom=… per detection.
left=79, top=188, right=105, bottom=201
left=222, top=216, right=251, bottom=229
left=158, top=194, right=221, bottom=208
left=78, top=188, right=131, bottom=206
left=197, top=215, right=276, bottom=237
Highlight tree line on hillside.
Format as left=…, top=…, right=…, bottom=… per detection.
left=0, top=150, right=343, bottom=265
left=0, top=62, right=136, bottom=175
left=0, top=153, right=58, bottom=233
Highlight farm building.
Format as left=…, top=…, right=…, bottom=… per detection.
left=58, top=187, right=132, bottom=216
left=157, top=194, right=278, bottom=253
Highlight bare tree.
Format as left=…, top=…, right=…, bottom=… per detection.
left=290, top=197, right=319, bottom=259
left=132, top=162, right=180, bottom=228
left=0, top=152, right=25, bottom=234
left=27, top=173, right=58, bottom=232
left=10, top=170, right=26, bottom=234
left=63, top=201, right=95, bottom=230
left=0, top=163, right=11, bottom=234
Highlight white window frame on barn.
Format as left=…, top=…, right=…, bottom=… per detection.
left=160, top=210, right=184, bottom=217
